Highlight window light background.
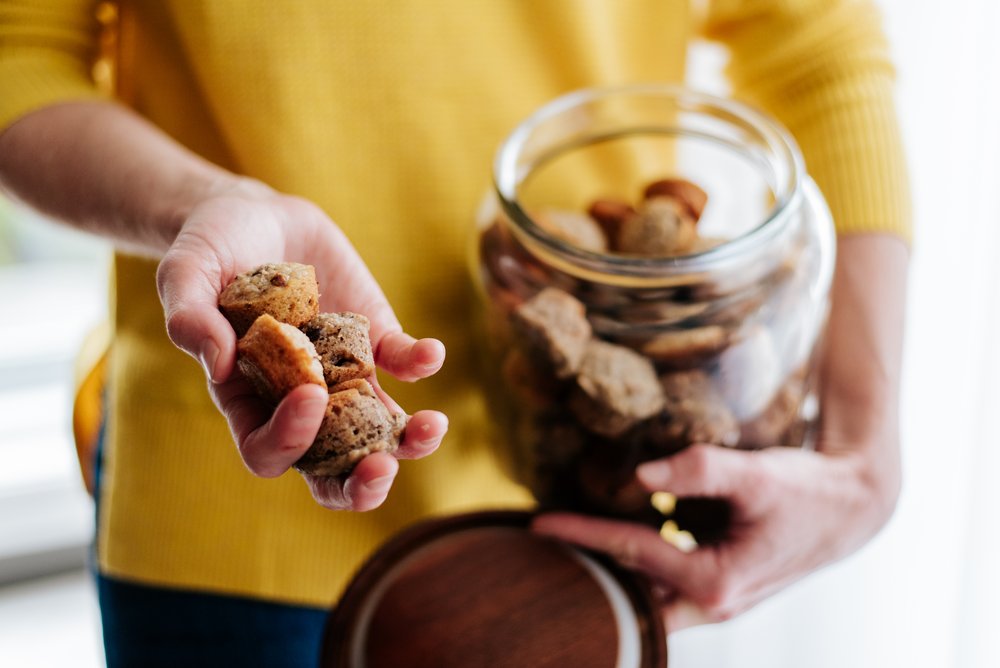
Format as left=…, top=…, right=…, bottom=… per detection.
left=0, top=1, right=997, bottom=666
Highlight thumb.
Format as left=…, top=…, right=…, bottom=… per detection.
left=156, top=247, right=237, bottom=382
left=636, top=444, right=761, bottom=501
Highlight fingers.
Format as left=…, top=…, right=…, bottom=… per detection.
left=636, top=444, right=762, bottom=505
left=396, top=410, right=448, bottom=460
left=226, top=383, right=329, bottom=478
left=663, top=599, right=717, bottom=631
left=302, top=409, right=443, bottom=512
left=157, top=247, right=236, bottom=383
left=532, top=513, right=698, bottom=584
left=533, top=513, right=743, bottom=625
left=304, top=410, right=447, bottom=511
left=305, top=452, right=400, bottom=512
left=374, top=331, right=446, bottom=382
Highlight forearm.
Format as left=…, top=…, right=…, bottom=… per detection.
left=819, top=234, right=909, bottom=507
left=0, top=101, right=247, bottom=255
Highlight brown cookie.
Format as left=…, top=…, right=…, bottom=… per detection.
left=640, top=325, right=729, bottom=367
left=294, top=379, right=407, bottom=477
left=236, top=314, right=325, bottom=405
left=569, top=339, right=665, bottom=438
left=510, top=288, right=592, bottom=378
left=616, top=197, right=697, bottom=256
left=739, top=373, right=806, bottom=449
left=587, top=199, right=636, bottom=241
left=646, top=370, right=740, bottom=449
left=642, top=178, right=709, bottom=220
left=219, top=262, right=320, bottom=337
left=534, top=209, right=609, bottom=253
left=301, top=312, right=376, bottom=386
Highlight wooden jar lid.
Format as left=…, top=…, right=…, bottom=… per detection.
left=322, top=511, right=666, bottom=668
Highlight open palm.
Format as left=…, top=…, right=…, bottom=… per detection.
left=156, top=186, right=448, bottom=511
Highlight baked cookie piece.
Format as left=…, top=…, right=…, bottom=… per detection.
left=219, top=262, right=320, bottom=337
left=301, top=312, right=376, bottom=386
left=236, top=314, right=326, bottom=405
left=294, top=379, right=407, bottom=477
left=587, top=199, right=636, bottom=242
left=569, top=339, right=664, bottom=438
left=616, top=197, right=697, bottom=256
left=643, top=178, right=709, bottom=221
left=647, top=369, right=740, bottom=450
left=739, top=371, right=806, bottom=449
left=534, top=209, right=609, bottom=253
left=510, top=288, right=592, bottom=378
left=640, top=325, right=729, bottom=368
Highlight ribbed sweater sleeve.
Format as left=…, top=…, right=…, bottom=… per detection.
left=0, top=0, right=105, bottom=131
left=702, top=0, right=912, bottom=242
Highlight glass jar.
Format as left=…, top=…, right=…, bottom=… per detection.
left=473, top=85, right=835, bottom=535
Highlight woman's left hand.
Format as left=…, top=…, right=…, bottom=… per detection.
left=533, top=439, right=897, bottom=630
left=534, top=235, right=909, bottom=631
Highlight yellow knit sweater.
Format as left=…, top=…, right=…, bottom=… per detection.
left=0, top=0, right=910, bottom=606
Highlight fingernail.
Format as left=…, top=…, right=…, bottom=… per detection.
left=363, top=474, right=394, bottom=495
left=200, top=340, right=219, bottom=381
left=415, top=421, right=435, bottom=444
left=637, top=460, right=671, bottom=486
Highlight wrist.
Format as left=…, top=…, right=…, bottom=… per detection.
left=159, top=172, right=276, bottom=248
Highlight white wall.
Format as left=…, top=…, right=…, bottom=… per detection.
left=673, top=1, right=1000, bottom=666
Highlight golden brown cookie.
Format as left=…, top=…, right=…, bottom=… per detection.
left=569, top=339, right=665, bottom=438
left=642, top=178, right=709, bottom=221
left=534, top=209, right=609, bottom=253
left=640, top=325, right=729, bottom=367
left=294, top=379, right=407, bottom=477
left=219, top=262, right=320, bottom=337
left=587, top=199, right=636, bottom=242
left=510, top=288, right=592, bottom=379
left=301, top=312, right=376, bottom=386
left=236, top=314, right=326, bottom=405
left=649, top=369, right=740, bottom=449
left=739, top=372, right=806, bottom=448
left=616, top=197, right=697, bottom=256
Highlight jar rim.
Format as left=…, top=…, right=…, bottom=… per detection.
left=492, top=83, right=807, bottom=279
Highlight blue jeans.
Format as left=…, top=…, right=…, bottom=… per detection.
left=92, top=417, right=328, bottom=667
left=96, top=574, right=328, bottom=668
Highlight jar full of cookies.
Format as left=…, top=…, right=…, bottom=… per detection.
left=474, top=85, right=835, bottom=536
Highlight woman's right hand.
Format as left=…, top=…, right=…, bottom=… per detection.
left=155, top=179, right=448, bottom=511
